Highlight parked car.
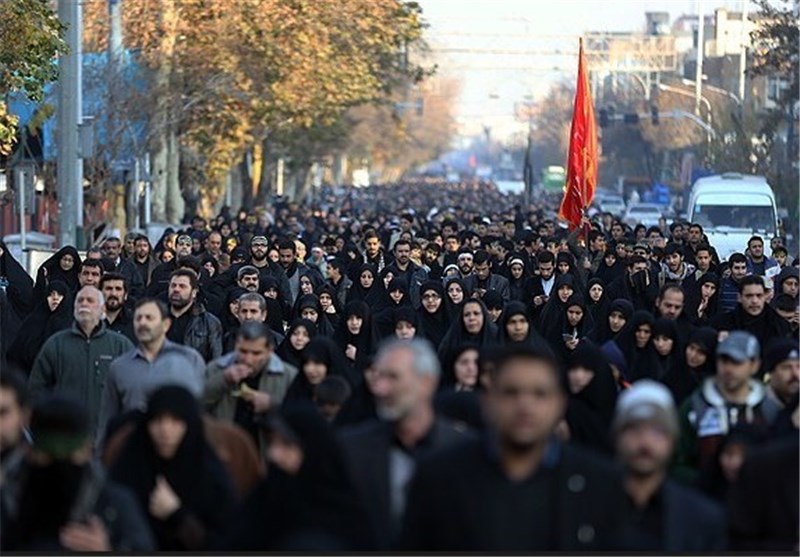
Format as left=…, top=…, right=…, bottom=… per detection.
left=597, top=194, right=626, bottom=216
left=623, top=203, right=663, bottom=228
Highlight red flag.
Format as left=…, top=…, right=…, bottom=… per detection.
left=558, top=38, right=598, bottom=230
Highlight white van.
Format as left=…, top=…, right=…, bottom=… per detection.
left=687, top=173, right=779, bottom=261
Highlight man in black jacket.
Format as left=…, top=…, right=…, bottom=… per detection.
left=0, top=394, right=154, bottom=551
left=339, top=338, right=469, bottom=550
left=400, top=344, right=627, bottom=551
left=166, top=269, right=222, bottom=362
left=613, top=380, right=727, bottom=551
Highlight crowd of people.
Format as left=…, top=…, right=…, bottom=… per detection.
left=0, top=180, right=797, bottom=552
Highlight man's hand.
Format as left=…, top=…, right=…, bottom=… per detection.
left=149, top=476, right=181, bottom=519
left=223, top=363, right=252, bottom=385
left=242, top=389, right=271, bottom=413
left=60, top=515, right=111, bottom=552
left=533, top=294, right=546, bottom=307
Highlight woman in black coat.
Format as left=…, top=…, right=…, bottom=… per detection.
left=7, top=280, right=73, bottom=372
left=220, top=402, right=377, bottom=550
left=416, top=280, right=450, bottom=350
left=108, top=386, right=236, bottom=551
left=276, top=318, right=317, bottom=369
left=346, top=263, right=383, bottom=307
left=663, top=326, right=718, bottom=405
left=285, top=337, right=356, bottom=402
left=438, top=298, right=498, bottom=363
left=684, top=272, right=720, bottom=326
left=32, top=245, right=80, bottom=300
left=589, top=298, right=634, bottom=345
left=332, top=301, right=379, bottom=375
left=563, top=342, right=619, bottom=455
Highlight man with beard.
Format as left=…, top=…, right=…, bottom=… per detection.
left=29, top=286, right=134, bottom=434
left=0, top=394, right=154, bottom=551
left=147, top=233, right=194, bottom=296
left=119, top=234, right=158, bottom=295
left=400, top=344, right=627, bottom=551
left=763, top=338, right=799, bottom=409
left=100, top=273, right=136, bottom=343
left=166, top=269, right=222, bottom=362
left=339, top=339, right=468, bottom=549
left=363, top=230, right=393, bottom=274
left=96, top=298, right=206, bottom=446
left=384, top=239, right=429, bottom=309
left=524, top=250, right=556, bottom=321
left=711, top=275, right=791, bottom=352
left=614, top=381, right=726, bottom=551
left=658, top=243, right=695, bottom=287
left=237, top=265, right=261, bottom=293
left=247, top=236, right=292, bottom=304
left=277, top=238, right=320, bottom=305
left=456, top=248, right=475, bottom=279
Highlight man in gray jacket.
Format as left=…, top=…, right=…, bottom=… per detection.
left=204, top=322, right=297, bottom=454
left=29, top=286, right=134, bottom=435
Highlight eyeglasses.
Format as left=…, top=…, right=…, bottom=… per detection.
left=422, top=293, right=441, bottom=301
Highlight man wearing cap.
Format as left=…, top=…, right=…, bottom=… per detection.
left=763, top=338, right=800, bottom=409
left=0, top=394, right=155, bottom=551
left=674, top=331, right=782, bottom=481
left=614, top=380, right=726, bottom=551
left=246, top=236, right=293, bottom=305
left=147, top=233, right=194, bottom=296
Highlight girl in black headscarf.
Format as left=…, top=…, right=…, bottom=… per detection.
left=443, top=277, right=470, bottom=316
left=416, top=281, right=450, bottom=350
left=285, top=337, right=355, bottom=402
left=298, top=270, right=323, bottom=299
left=292, top=294, right=335, bottom=337
left=589, top=298, right=634, bottom=345
left=685, top=272, right=720, bottom=326
left=537, top=274, right=577, bottom=340
left=439, top=343, right=482, bottom=392
left=260, top=275, right=289, bottom=331
left=547, top=293, right=595, bottom=367
left=594, top=248, right=625, bottom=284
left=219, top=402, right=376, bottom=550
left=612, top=310, right=656, bottom=383
left=0, top=241, right=35, bottom=352
left=108, top=386, right=236, bottom=550
left=650, top=317, right=682, bottom=382
left=8, top=280, right=73, bottom=372
left=556, top=251, right=585, bottom=294
left=497, top=301, right=548, bottom=347
left=563, top=342, right=619, bottom=455
left=33, top=246, right=81, bottom=300
left=346, top=263, right=382, bottom=307
left=585, top=277, right=609, bottom=324
left=373, top=277, right=411, bottom=339
left=332, top=301, right=378, bottom=375
left=276, top=318, right=317, bottom=369
left=438, top=298, right=498, bottom=363
left=663, top=326, right=718, bottom=405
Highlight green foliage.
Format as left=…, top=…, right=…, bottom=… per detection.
left=0, top=0, right=66, bottom=154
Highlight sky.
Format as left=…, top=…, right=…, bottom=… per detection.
left=416, top=0, right=752, bottom=142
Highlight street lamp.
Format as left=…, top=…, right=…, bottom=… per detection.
left=656, top=83, right=714, bottom=145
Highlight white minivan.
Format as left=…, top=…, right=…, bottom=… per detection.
left=687, top=173, right=780, bottom=261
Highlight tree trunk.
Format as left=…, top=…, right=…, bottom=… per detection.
left=239, top=152, right=253, bottom=209
left=165, top=129, right=183, bottom=223
left=256, top=137, right=272, bottom=206
left=294, top=165, right=313, bottom=202
left=151, top=136, right=168, bottom=222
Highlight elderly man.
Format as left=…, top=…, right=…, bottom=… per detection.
left=339, top=338, right=468, bottom=549
left=28, top=286, right=134, bottom=434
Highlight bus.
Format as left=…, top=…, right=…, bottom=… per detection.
left=541, top=165, right=566, bottom=194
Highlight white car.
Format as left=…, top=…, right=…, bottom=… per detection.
left=623, top=203, right=663, bottom=228
left=598, top=194, right=626, bottom=216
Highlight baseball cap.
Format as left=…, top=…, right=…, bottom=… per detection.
left=717, top=331, right=760, bottom=362
left=613, top=380, right=678, bottom=437
left=763, top=337, right=799, bottom=372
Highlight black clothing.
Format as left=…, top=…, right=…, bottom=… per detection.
left=167, top=308, right=192, bottom=345
left=219, top=402, right=377, bottom=551
left=400, top=436, right=627, bottom=551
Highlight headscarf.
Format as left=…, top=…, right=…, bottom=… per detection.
left=664, top=326, right=718, bottom=405
left=438, top=298, right=498, bottom=363
left=332, top=301, right=379, bottom=373
left=286, top=337, right=355, bottom=401
left=590, top=298, right=634, bottom=345
left=416, top=280, right=450, bottom=350
left=276, top=318, right=318, bottom=369
left=108, top=386, right=235, bottom=550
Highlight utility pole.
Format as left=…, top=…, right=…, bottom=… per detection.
left=57, top=0, right=83, bottom=249
left=694, top=0, right=705, bottom=117
left=738, top=0, right=749, bottom=115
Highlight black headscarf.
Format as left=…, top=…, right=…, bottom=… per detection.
left=108, top=386, right=236, bottom=550
left=585, top=277, right=609, bottom=324
left=33, top=246, right=81, bottom=299
left=276, top=318, right=318, bottom=369
left=416, top=280, right=450, bottom=350
left=663, top=325, right=718, bottom=405
left=332, top=301, right=379, bottom=373
left=564, top=342, right=619, bottom=455
left=650, top=317, right=682, bottom=382
left=537, top=274, right=576, bottom=338
left=0, top=240, right=35, bottom=344
left=346, top=263, right=383, bottom=307
left=438, top=299, right=498, bottom=363
left=613, top=310, right=656, bottom=382
left=7, top=280, right=73, bottom=372
left=285, top=337, right=355, bottom=402
left=685, top=272, right=721, bottom=326
left=219, top=401, right=376, bottom=550
left=590, top=298, right=634, bottom=345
